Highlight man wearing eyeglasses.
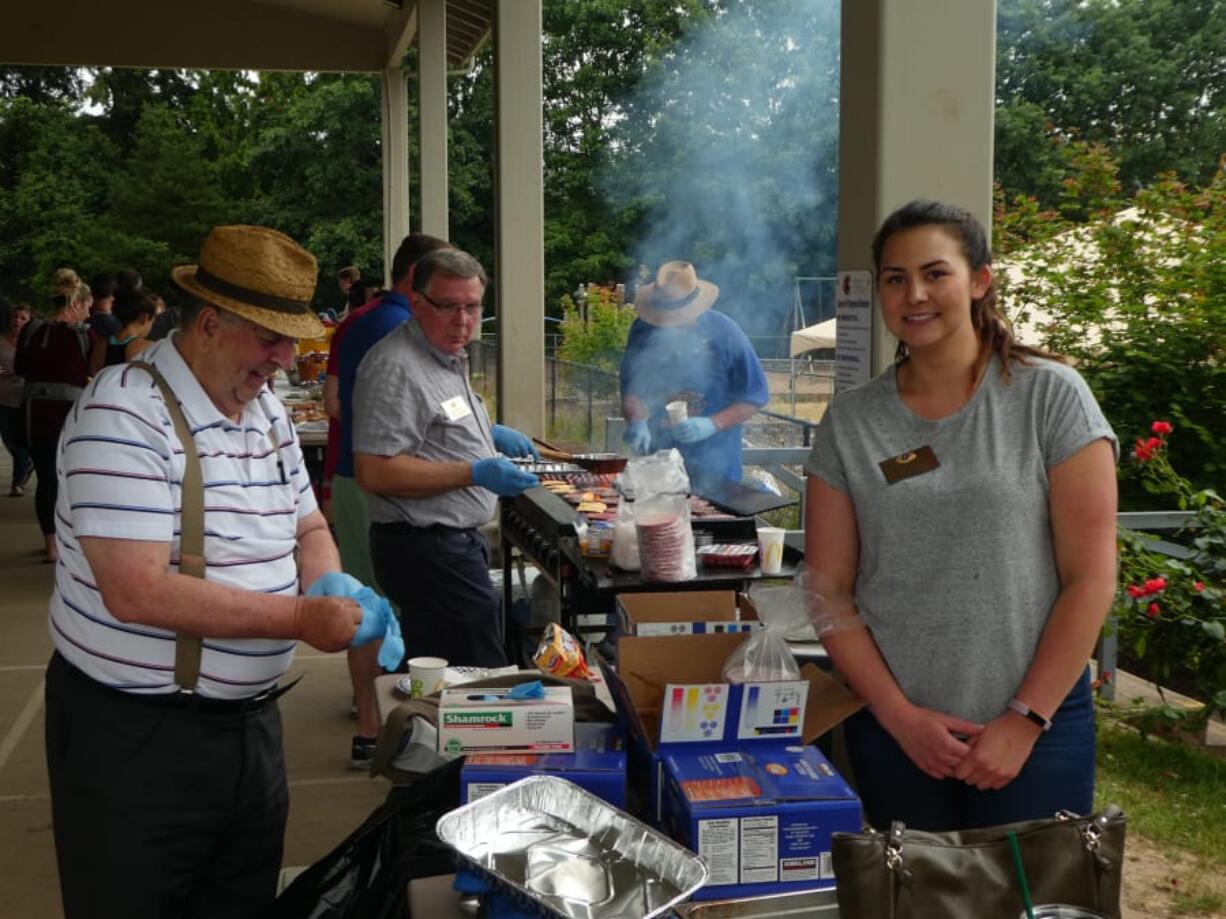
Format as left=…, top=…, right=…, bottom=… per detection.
left=352, top=248, right=539, bottom=668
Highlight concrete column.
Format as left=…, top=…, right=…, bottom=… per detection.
left=381, top=67, right=412, bottom=285
left=493, top=0, right=545, bottom=434
left=418, top=0, right=449, bottom=238
left=837, top=0, right=997, bottom=375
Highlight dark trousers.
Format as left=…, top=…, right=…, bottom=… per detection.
left=44, top=652, right=289, bottom=919
left=843, top=670, right=1096, bottom=832
left=370, top=522, right=508, bottom=669
left=0, top=405, right=31, bottom=489
left=30, top=437, right=58, bottom=534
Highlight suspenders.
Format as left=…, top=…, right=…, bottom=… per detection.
left=129, top=360, right=281, bottom=692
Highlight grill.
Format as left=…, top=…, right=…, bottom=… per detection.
left=499, top=483, right=802, bottom=648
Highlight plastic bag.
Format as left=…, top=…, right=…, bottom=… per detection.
left=610, top=497, right=640, bottom=571
left=273, top=759, right=463, bottom=919
left=635, top=493, right=696, bottom=582
left=794, top=565, right=864, bottom=638
left=721, top=582, right=806, bottom=683
left=619, top=448, right=690, bottom=501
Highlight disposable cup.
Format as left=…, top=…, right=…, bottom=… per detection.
left=408, top=656, right=448, bottom=698
left=757, top=526, right=786, bottom=575
left=665, top=400, right=688, bottom=425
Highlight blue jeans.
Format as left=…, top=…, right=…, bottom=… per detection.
left=844, top=670, right=1095, bottom=831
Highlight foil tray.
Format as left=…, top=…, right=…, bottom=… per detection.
left=674, top=887, right=840, bottom=917
left=436, top=775, right=708, bottom=918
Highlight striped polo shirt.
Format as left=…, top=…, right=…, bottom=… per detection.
left=50, top=336, right=318, bottom=699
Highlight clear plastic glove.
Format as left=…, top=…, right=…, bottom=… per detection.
left=491, top=423, right=538, bottom=459
left=472, top=457, right=540, bottom=496
left=623, top=419, right=652, bottom=455
left=672, top=416, right=718, bottom=444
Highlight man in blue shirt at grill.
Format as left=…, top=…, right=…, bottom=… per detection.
left=619, top=260, right=769, bottom=492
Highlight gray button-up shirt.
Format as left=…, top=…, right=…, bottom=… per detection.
left=352, top=318, right=497, bottom=528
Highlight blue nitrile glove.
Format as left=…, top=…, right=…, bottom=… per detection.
left=672, top=416, right=718, bottom=444
left=623, top=419, right=652, bottom=455
left=507, top=680, right=545, bottom=700
left=305, top=572, right=405, bottom=670
left=472, top=457, right=540, bottom=496
left=491, top=424, right=539, bottom=459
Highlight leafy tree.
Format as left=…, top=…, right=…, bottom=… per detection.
left=557, top=285, right=637, bottom=372
left=996, top=0, right=1226, bottom=203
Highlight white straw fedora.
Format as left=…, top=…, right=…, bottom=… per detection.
left=172, top=225, right=323, bottom=339
left=633, top=260, right=719, bottom=327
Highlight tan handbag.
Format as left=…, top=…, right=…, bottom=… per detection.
left=831, top=806, right=1125, bottom=919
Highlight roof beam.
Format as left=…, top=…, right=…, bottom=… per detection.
left=385, top=3, right=419, bottom=70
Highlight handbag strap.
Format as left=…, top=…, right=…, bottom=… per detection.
left=131, top=360, right=206, bottom=690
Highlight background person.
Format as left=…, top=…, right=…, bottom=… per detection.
left=86, top=273, right=119, bottom=339
left=88, top=285, right=156, bottom=373
left=354, top=247, right=539, bottom=669
left=0, top=298, right=33, bottom=496
left=618, top=260, right=769, bottom=493
left=15, top=269, right=91, bottom=562
left=804, top=199, right=1118, bottom=832
left=44, top=224, right=365, bottom=919
left=325, top=233, right=447, bottom=767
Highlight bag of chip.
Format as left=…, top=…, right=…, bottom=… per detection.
left=532, top=623, right=592, bottom=680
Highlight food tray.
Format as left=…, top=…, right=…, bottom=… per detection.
left=697, top=543, right=759, bottom=568
left=436, top=775, right=708, bottom=918
left=673, top=887, right=840, bottom=917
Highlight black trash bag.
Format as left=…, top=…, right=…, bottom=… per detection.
left=273, top=758, right=463, bottom=919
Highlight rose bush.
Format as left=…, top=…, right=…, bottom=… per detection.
left=1115, top=423, right=1226, bottom=728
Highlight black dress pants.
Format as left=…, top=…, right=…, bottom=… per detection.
left=44, top=652, right=289, bottom=919
left=370, top=522, right=508, bottom=668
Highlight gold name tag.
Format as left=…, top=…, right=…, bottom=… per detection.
left=878, top=445, right=940, bottom=484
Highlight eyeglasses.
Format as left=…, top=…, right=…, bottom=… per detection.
left=419, top=291, right=483, bottom=319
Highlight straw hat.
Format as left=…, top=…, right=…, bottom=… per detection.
left=633, top=261, right=719, bottom=327
left=172, top=225, right=323, bottom=339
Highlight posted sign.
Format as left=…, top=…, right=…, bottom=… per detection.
left=835, top=271, right=873, bottom=392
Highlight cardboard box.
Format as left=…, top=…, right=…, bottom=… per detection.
left=617, top=590, right=760, bottom=637
left=661, top=744, right=861, bottom=900
left=461, top=722, right=627, bottom=808
left=438, top=685, right=574, bottom=755
left=604, top=611, right=864, bottom=825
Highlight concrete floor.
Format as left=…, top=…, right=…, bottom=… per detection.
left=0, top=460, right=389, bottom=917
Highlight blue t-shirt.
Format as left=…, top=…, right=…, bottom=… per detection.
left=336, top=291, right=411, bottom=477
left=619, top=309, right=769, bottom=489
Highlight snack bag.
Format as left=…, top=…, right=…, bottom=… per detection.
left=533, top=623, right=592, bottom=679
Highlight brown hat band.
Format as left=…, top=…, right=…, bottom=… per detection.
left=653, top=287, right=701, bottom=310
left=195, top=267, right=311, bottom=314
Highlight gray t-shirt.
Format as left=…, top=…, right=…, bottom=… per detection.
left=805, top=356, right=1117, bottom=723
left=352, top=318, right=497, bottom=528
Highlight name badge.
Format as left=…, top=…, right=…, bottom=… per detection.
left=878, top=445, right=940, bottom=484
left=440, top=395, right=472, bottom=421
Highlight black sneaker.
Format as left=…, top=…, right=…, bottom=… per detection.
left=350, top=735, right=378, bottom=770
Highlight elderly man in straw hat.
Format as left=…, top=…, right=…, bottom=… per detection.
left=619, top=260, right=769, bottom=491
left=43, top=225, right=387, bottom=918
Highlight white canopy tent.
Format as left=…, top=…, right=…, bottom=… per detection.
left=789, top=318, right=837, bottom=357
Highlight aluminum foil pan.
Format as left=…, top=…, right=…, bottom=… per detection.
left=436, top=775, right=708, bottom=918
left=674, top=887, right=839, bottom=917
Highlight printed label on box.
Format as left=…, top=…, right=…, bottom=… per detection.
left=466, top=782, right=505, bottom=801
left=780, top=856, right=819, bottom=882
left=698, top=818, right=739, bottom=886
left=735, top=682, right=807, bottom=740
left=660, top=684, right=730, bottom=743
left=740, top=815, right=779, bottom=883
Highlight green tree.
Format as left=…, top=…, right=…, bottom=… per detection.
left=996, top=0, right=1226, bottom=203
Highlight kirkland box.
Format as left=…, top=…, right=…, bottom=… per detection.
left=661, top=744, right=861, bottom=901
left=600, top=635, right=864, bottom=825
left=461, top=722, right=627, bottom=807
left=617, top=590, right=760, bottom=637
left=438, top=685, right=574, bottom=755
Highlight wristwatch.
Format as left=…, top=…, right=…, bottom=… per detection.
left=1007, top=698, right=1052, bottom=733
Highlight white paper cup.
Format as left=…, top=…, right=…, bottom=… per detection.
left=665, top=400, right=688, bottom=425
left=757, top=526, right=786, bottom=575
left=408, top=656, right=448, bottom=698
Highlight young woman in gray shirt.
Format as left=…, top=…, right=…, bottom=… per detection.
left=804, top=200, right=1118, bottom=831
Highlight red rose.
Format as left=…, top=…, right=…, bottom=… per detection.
left=1194, top=581, right=1205, bottom=592
left=1144, top=577, right=1166, bottom=594
left=1147, top=602, right=1161, bottom=618
left=1145, top=436, right=1162, bottom=451
left=1151, top=420, right=1173, bottom=435
left=1133, top=438, right=1153, bottom=462
left=1127, top=584, right=1144, bottom=598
